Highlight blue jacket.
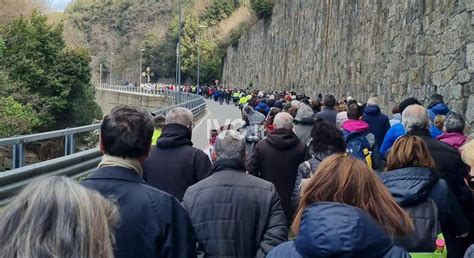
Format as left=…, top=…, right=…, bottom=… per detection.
left=255, top=101, right=270, bottom=116
left=362, top=105, right=390, bottom=151
left=428, top=102, right=450, bottom=121
left=267, top=202, right=410, bottom=258
left=82, top=166, right=196, bottom=258
left=379, top=123, right=442, bottom=156
left=380, top=167, right=468, bottom=238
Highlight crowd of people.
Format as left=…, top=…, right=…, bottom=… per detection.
left=0, top=89, right=474, bottom=258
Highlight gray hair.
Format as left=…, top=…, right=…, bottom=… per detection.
left=166, top=107, right=193, bottom=127
left=214, top=130, right=246, bottom=160
left=367, top=97, right=379, bottom=106
left=444, top=112, right=466, bottom=133
left=0, top=176, right=118, bottom=258
left=274, top=112, right=294, bottom=129
left=402, top=105, right=430, bottom=132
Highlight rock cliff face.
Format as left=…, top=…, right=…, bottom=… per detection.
left=222, top=0, right=474, bottom=125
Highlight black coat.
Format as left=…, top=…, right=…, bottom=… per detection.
left=182, top=159, right=288, bottom=258
left=82, top=166, right=196, bottom=258
left=315, top=107, right=338, bottom=126
left=380, top=167, right=469, bottom=251
left=247, top=128, right=307, bottom=223
left=144, top=123, right=212, bottom=201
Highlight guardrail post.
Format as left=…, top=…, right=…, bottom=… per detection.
left=12, top=143, right=24, bottom=169
left=64, top=134, right=75, bottom=156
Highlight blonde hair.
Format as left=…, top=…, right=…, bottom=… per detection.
left=0, top=176, right=118, bottom=258
left=292, top=154, right=413, bottom=236
left=461, top=140, right=474, bottom=166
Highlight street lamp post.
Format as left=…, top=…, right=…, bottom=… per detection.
left=110, top=52, right=114, bottom=87
left=176, top=0, right=182, bottom=104
left=139, top=48, right=145, bottom=88
left=197, top=25, right=207, bottom=89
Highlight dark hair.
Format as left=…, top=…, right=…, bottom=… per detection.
left=310, top=118, right=346, bottom=154
left=311, top=99, right=321, bottom=112
left=347, top=103, right=363, bottom=120
left=392, top=105, right=400, bottom=114
left=399, top=97, right=421, bottom=113
left=322, top=94, right=336, bottom=108
left=101, top=105, right=154, bottom=158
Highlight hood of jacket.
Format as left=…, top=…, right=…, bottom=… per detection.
left=265, top=128, right=301, bottom=151
left=156, top=123, right=193, bottom=148
left=428, top=102, right=449, bottom=116
left=379, top=167, right=439, bottom=207
left=244, top=105, right=266, bottom=124
left=391, top=113, right=402, bottom=121
left=364, top=105, right=381, bottom=116
left=295, top=104, right=315, bottom=124
left=295, top=202, right=395, bottom=257
left=437, top=132, right=468, bottom=150
left=342, top=120, right=369, bottom=133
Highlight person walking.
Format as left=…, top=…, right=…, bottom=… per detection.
left=437, top=112, right=469, bottom=151
left=144, top=107, right=211, bottom=201
left=247, top=112, right=307, bottom=224
left=315, top=94, right=338, bottom=125
left=268, top=154, right=412, bottom=258
left=362, top=97, right=390, bottom=153
left=403, top=104, right=473, bottom=257
left=381, top=135, right=469, bottom=254
left=82, top=105, right=196, bottom=258
left=183, top=130, right=288, bottom=257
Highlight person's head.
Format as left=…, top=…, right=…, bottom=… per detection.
left=293, top=154, right=413, bottom=236
left=398, top=97, right=421, bottom=114
left=100, top=105, right=154, bottom=159
left=434, top=115, right=445, bottom=131
left=322, top=94, right=336, bottom=109
left=166, top=107, right=193, bottom=128
left=444, top=112, right=466, bottom=134
left=429, top=93, right=445, bottom=105
left=310, top=118, right=346, bottom=155
left=367, top=96, right=379, bottom=106
left=311, top=99, right=321, bottom=112
left=0, top=176, right=118, bottom=258
left=392, top=105, right=400, bottom=115
left=152, top=114, right=166, bottom=130
left=347, top=103, right=363, bottom=120
left=402, top=105, right=430, bottom=133
left=266, top=107, right=281, bottom=123
left=461, top=140, right=474, bottom=167
left=274, top=112, right=293, bottom=130
left=288, top=106, right=298, bottom=118
left=211, top=130, right=246, bottom=162
left=386, top=135, right=436, bottom=171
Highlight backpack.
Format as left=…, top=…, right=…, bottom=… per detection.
left=345, top=133, right=373, bottom=167
left=245, top=123, right=264, bottom=143
left=395, top=198, right=440, bottom=252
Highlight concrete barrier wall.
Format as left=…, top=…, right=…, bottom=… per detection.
left=95, top=88, right=173, bottom=114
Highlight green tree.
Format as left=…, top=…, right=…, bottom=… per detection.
left=0, top=96, right=40, bottom=137
left=0, top=12, right=101, bottom=134
left=251, top=0, right=274, bottom=19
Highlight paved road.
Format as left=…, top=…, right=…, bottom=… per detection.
left=192, top=99, right=244, bottom=149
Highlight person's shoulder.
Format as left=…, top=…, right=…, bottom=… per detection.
left=267, top=241, right=300, bottom=258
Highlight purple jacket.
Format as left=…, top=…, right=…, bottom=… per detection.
left=437, top=132, right=468, bottom=151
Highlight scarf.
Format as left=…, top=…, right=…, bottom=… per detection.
left=98, top=154, right=143, bottom=176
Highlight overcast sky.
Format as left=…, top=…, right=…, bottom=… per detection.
left=49, top=0, right=72, bottom=11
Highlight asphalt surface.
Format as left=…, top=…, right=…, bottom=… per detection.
left=192, top=99, right=244, bottom=149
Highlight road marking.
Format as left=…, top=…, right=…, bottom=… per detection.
left=193, top=108, right=211, bottom=133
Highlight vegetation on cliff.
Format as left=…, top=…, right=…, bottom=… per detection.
left=0, top=12, right=101, bottom=137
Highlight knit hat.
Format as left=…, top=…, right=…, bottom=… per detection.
left=428, top=93, right=444, bottom=109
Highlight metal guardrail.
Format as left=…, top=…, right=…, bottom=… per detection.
left=0, top=85, right=206, bottom=205
left=0, top=85, right=205, bottom=169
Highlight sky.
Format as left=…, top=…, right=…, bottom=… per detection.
left=48, top=0, right=72, bottom=12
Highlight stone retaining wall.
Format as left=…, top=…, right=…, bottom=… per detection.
left=222, top=0, right=474, bottom=126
